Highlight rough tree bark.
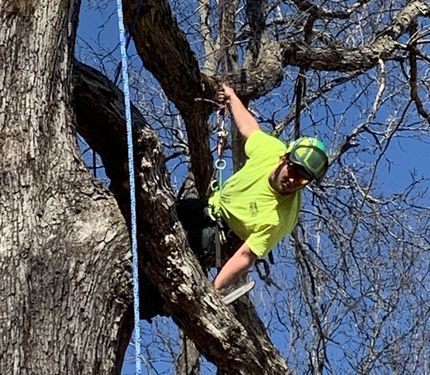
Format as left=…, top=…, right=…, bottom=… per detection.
left=73, top=61, right=165, bottom=322
left=0, top=0, right=132, bottom=373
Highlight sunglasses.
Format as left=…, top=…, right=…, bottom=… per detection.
left=286, top=160, right=314, bottom=183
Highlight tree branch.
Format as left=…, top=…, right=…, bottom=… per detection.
left=245, top=0, right=268, bottom=64
left=123, top=0, right=214, bottom=196
left=290, top=0, right=372, bottom=19
left=408, top=19, right=430, bottom=124
left=199, top=0, right=218, bottom=75
left=73, top=60, right=166, bottom=321
left=280, top=0, right=430, bottom=72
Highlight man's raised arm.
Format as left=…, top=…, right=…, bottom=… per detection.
left=218, top=84, right=260, bottom=139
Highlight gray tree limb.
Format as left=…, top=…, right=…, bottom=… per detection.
left=280, top=0, right=430, bottom=72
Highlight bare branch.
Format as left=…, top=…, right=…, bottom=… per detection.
left=368, top=58, right=386, bottom=121
left=408, top=19, right=430, bottom=124
left=280, top=0, right=430, bottom=72
left=199, top=0, right=218, bottom=75
left=290, top=0, right=372, bottom=19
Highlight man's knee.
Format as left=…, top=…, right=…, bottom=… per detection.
left=201, top=226, right=216, bottom=251
left=176, top=198, right=217, bottom=259
left=176, top=198, right=214, bottom=226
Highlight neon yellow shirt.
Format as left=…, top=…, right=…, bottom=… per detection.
left=209, top=130, right=301, bottom=257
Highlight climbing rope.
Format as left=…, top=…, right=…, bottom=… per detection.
left=211, top=110, right=228, bottom=192
left=209, top=110, right=228, bottom=268
left=210, top=0, right=231, bottom=193
left=208, top=0, right=234, bottom=267
left=115, top=1, right=142, bottom=374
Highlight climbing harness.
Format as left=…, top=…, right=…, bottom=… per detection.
left=255, top=259, right=281, bottom=290
left=115, top=1, right=142, bottom=374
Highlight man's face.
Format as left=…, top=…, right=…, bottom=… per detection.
left=269, top=155, right=312, bottom=195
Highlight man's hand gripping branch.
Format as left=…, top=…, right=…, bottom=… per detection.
left=217, top=84, right=260, bottom=140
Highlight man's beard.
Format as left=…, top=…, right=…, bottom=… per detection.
left=269, top=160, right=289, bottom=195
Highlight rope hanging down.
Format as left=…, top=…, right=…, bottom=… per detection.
left=210, top=0, right=232, bottom=193
left=115, top=1, right=142, bottom=374
left=211, top=111, right=228, bottom=268
left=208, top=0, right=237, bottom=267
left=211, top=112, right=228, bottom=192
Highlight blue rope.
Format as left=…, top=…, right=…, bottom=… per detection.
left=115, top=1, right=142, bottom=374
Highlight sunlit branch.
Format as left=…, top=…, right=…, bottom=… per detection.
left=408, top=20, right=430, bottom=125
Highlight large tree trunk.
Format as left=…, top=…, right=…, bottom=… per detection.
left=0, top=1, right=132, bottom=373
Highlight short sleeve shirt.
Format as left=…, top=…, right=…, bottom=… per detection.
left=209, top=131, right=301, bottom=257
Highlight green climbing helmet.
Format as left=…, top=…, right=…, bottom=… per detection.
left=287, top=137, right=329, bottom=180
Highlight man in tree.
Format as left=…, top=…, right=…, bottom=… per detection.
left=210, top=84, right=329, bottom=292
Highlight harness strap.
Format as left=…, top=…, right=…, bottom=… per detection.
left=255, top=259, right=281, bottom=290
left=212, top=213, right=227, bottom=268
left=268, top=251, right=275, bottom=265
left=214, top=224, right=222, bottom=268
